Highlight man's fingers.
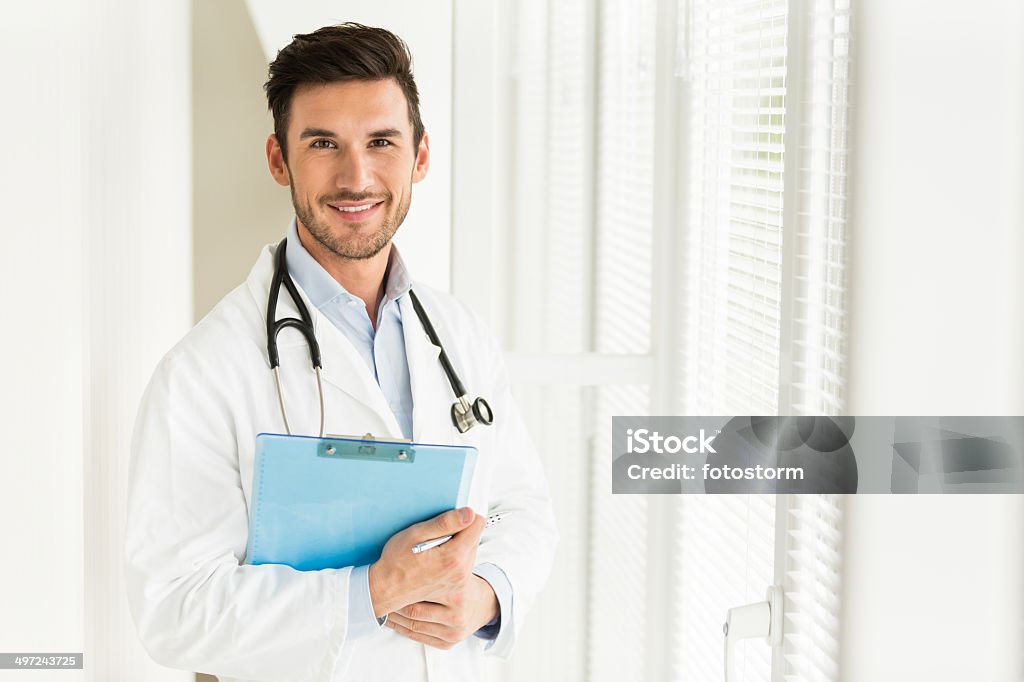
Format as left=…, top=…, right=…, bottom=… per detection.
left=388, top=612, right=448, bottom=638
left=396, top=601, right=448, bottom=625
left=386, top=614, right=459, bottom=649
left=387, top=619, right=451, bottom=649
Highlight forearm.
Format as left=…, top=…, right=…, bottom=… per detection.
left=126, top=560, right=353, bottom=681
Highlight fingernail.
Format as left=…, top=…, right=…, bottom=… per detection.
left=460, top=507, right=473, bottom=523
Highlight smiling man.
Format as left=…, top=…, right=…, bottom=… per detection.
left=125, top=24, right=558, bottom=682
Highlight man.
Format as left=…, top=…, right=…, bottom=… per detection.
left=124, top=24, right=558, bottom=682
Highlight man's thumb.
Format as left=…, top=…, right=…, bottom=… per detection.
left=425, top=507, right=474, bottom=536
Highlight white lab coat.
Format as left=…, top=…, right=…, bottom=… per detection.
left=124, top=242, right=558, bottom=682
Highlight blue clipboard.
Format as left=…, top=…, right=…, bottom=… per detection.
left=245, top=433, right=477, bottom=571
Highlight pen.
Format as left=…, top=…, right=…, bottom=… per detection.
left=411, top=513, right=503, bottom=554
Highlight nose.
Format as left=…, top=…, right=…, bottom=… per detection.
left=334, top=147, right=373, bottom=193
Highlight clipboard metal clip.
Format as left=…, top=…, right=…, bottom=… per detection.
left=326, top=432, right=414, bottom=443
left=320, top=433, right=416, bottom=463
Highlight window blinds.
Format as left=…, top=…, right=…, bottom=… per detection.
left=779, top=3, right=851, bottom=679
left=675, top=1, right=851, bottom=681
left=587, top=0, right=657, bottom=679
left=678, top=0, right=790, bottom=416
left=494, top=0, right=852, bottom=679
left=588, top=385, right=652, bottom=682
left=781, top=493, right=844, bottom=681
left=675, top=494, right=777, bottom=682
left=594, top=0, right=655, bottom=356
left=784, top=0, right=852, bottom=415
left=675, top=3, right=788, bottom=676
left=676, top=0, right=852, bottom=418
left=544, top=0, right=591, bottom=354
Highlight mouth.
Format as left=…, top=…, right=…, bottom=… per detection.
left=326, top=200, right=385, bottom=223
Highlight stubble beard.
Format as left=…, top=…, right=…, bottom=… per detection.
left=291, top=185, right=411, bottom=261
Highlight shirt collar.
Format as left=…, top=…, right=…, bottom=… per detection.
left=285, top=217, right=412, bottom=311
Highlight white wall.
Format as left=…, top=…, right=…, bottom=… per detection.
left=82, top=2, right=194, bottom=680
left=0, top=5, right=87, bottom=678
left=845, top=1, right=1024, bottom=680
left=243, top=0, right=454, bottom=292
left=0, top=1, right=193, bottom=680
left=847, top=0, right=1024, bottom=415
left=843, top=496, right=1024, bottom=681
left=193, top=0, right=293, bottom=320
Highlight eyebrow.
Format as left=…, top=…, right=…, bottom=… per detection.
left=298, top=127, right=404, bottom=140
left=299, top=127, right=337, bottom=140
left=368, top=128, right=403, bottom=139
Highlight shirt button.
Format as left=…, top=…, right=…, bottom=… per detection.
left=347, top=300, right=360, bottom=307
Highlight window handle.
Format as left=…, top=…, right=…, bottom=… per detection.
left=723, top=585, right=784, bottom=682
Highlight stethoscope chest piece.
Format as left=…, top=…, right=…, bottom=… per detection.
left=451, top=395, right=494, bottom=434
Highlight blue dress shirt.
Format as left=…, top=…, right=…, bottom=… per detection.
left=284, top=219, right=509, bottom=644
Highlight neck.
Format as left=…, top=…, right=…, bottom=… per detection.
left=295, top=221, right=390, bottom=328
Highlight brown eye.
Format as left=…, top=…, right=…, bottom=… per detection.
left=311, top=139, right=336, bottom=149
left=369, top=139, right=392, bottom=148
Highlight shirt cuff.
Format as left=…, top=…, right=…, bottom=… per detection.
left=472, top=562, right=512, bottom=645
left=347, top=565, right=388, bottom=640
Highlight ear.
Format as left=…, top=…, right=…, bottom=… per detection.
left=411, top=131, right=430, bottom=184
left=266, top=134, right=291, bottom=187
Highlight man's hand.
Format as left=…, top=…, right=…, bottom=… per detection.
left=385, top=575, right=499, bottom=650
left=368, top=508, right=486, bottom=618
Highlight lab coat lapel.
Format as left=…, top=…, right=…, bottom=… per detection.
left=400, top=293, right=456, bottom=446
left=314, top=315, right=404, bottom=438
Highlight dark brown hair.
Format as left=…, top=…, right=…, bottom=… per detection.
left=264, top=23, right=424, bottom=161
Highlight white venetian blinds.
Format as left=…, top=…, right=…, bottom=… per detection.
left=779, top=4, right=851, bottom=679
left=487, top=0, right=853, bottom=680
left=673, top=0, right=851, bottom=680
left=678, top=0, right=790, bottom=416
left=675, top=494, right=777, bottom=682
left=781, top=493, right=844, bottom=681
left=676, top=0, right=851, bottom=418
left=594, top=0, right=655, bottom=355
left=587, top=0, right=657, bottom=679
left=674, top=3, right=789, bottom=679
left=784, top=0, right=852, bottom=415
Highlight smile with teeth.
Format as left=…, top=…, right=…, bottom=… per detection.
left=331, top=201, right=381, bottom=213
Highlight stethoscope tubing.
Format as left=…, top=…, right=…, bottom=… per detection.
left=408, top=289, right=467, bottom=398
left=268, top=241, right=327, bottom=436
left=266, top=238, right=492, bottom=437
left=268, top=238, right=322, bottom=370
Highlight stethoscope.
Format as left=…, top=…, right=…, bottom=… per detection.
left=266, top=238, right=494, bottom=437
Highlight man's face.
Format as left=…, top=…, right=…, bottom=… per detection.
left=266, top=78, right=429, bottom=260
